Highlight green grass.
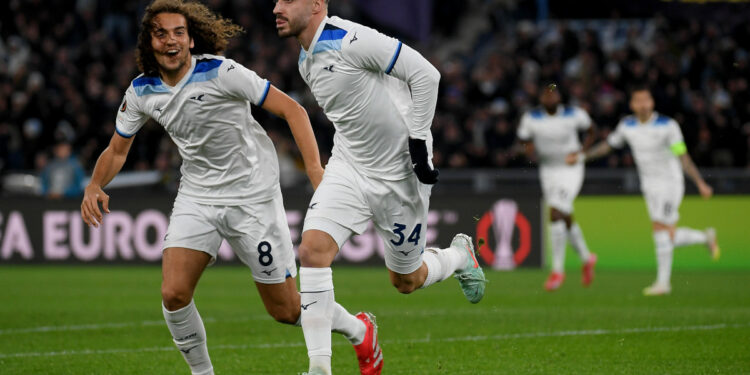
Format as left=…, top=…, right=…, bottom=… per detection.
left=1, top=266, right=749, bottom=374
left=563, top=195, right=750, bottom=270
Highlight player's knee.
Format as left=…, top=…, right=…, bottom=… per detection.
left=298, top=242, right=333, bottom=267
left=161, top=285, right=193, bottom=311
left=391, top=277, right=419, bottom=294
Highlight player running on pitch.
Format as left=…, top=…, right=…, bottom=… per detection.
left=80, top=1, right=367, bottom=374
left=273, top=0, right=487, bottom=374
left=518, top=85, right=598, bottom=291
left=566, top=86, right=720, bottom=296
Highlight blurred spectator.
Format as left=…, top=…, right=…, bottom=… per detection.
left=0, top=0, right=749, bottom=185
left=40, top=138, right=85, bottom=199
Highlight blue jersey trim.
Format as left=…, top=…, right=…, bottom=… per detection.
left=115, top=127, right=135, bottom=138
left=312, top=24, right=347, bottom=55
left=285, top=269, right=292, bottom=278
left=385, top=41, right=402, bottom=74
left=529, top=109, right=544, bottom=119
left=298, top=49, right=307, bottom=65
left=133, top=76, right=170, bottom=97
left=319, top=24, right=347, bottom=41
left=623, top=116, right=638, bottom=127
left=562, top=106, right=575, bottom=117
left=257, top=80, right=271, bottom=107
left=654, top=114, right=671, bottom=126
left=185, top=58, right=222, bottom=85
left=313, top=39, right=343, bottom=54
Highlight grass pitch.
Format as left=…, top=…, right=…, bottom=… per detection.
left=1, top=266, right=748, bottom=374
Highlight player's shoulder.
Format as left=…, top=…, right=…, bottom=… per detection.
left=652, top=113, right=677, bottom=128
left=333, top=16, right=390, bottom=51
left=193, top=54, right=227, bottom=74
left=129, top=73, right=169, bottom=98
left=619, top=115, right=638, bottom=128
left=525, top=107, right=545, bottom=120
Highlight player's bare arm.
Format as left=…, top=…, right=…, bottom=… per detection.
left=582, top=126, right=597, bottom=151
left=679, top=153, right=713, bottom=199
left=81, top=133, right=135, bottom=227
left=520, top=140, right=536, bottom=164
left=566, top=140, right=612, bottom=165
left=261, top=85, right=324, bottom=189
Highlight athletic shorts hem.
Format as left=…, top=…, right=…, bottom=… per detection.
left=303, top=217, right=354, bottom=250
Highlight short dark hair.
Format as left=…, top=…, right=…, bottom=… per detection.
left=629, top=83, right=652, bottom=96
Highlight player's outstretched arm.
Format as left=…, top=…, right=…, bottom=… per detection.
left=566, top=141, right=612, bottom=165
left=679, top=153, right=713, bottom=199
left=81, top=133, right=134, bottom=227
left=261, top=85, right=324, bottom=189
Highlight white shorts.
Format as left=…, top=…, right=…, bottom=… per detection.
left=303, top=158, right=432, bottom=274
left=643, top=185, right=684, bottom=225
left=539, top=164, right=584, bottom=215
left=163, top=192, right=297, bottom=284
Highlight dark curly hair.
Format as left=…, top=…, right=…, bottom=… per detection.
left=135, top=0, right=244, bottom=76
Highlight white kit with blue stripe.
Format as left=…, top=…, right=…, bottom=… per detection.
left=517, top=105, right=592, bottom=167
left=298, top=16, right=440, bottom=181
left=608, top=112, right=685, bottom=191
left=116, top=54, right=280, bottom=205
left=517, top=105, right=592, bottom=213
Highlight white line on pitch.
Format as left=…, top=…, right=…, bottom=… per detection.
left=0, top=323, right=746, bottom=359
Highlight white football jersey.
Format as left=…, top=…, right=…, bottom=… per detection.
left=116, top=54, right=280, bottom=205
left=607, top=112, right=685, bottom=191
left=517, top=105, right=592, bottom=166
left=298, top=16, right=437, bottom=181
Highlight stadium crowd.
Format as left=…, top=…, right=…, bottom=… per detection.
left=1, top=0, right=749, bottom=191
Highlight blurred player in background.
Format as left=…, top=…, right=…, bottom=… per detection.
left=80, top=1, right=365, bottom=374
left=273, top=0, right=487, bottom=374
left=567, top=86, right=720, bottom=296
left=518, top=85, right=598, bottom=291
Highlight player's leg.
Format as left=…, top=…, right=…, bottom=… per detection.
left=643, top=190, right=678, bottom=295
left=161, top=248, right=215, bottom=375
left=559, top=165, right=597, bottom=286
left=374, top=178, right=485, bottom=303
left=297, top=160, right=373, bottom=375
left=161, top=199, right=223, bottom=375
left=673, top=226, right=720, bottom=260
left=546, top=207, right=568, bottom=290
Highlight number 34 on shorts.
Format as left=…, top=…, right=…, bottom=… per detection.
left=390, top=223, right=422, bottom=247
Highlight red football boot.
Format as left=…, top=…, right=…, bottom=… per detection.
left=353, top=312, right=383, bottom=375
left=582, top=254, right=597, bottom=287
left=544, top=272, right=565, bottom=291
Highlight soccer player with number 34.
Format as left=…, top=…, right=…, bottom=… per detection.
left=273, top=0, right=488, bottom=374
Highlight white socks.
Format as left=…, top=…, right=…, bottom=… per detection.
left=332, top=302, right=366, bottom=345
left=300, top=267, right=335, bottom=375
left=674, top=227, right=708, bottom=247
left=653, top=230, right=673, bottom=286
left=567, top=222, right=592, bottom=262
left=421, top=245, right=468, bottom=288
left=163, top=300, right=213, bottom=375
left=549, top=220, right=567, bottom=273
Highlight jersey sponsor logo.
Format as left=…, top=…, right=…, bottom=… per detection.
left=260, top=267, right=277, bottom=276
left=301, top=301, right=318, bottom=310
left=350, top=32, right=358, bottom=44
left=308, top=202, right=319, bottom=209
left=155, top=107, right=163, bottom=113
left=323, top=65, right=335, bottom=73
left=227, top=64, right=236, bottom=72
left=120, top=100, right=127, bottom=112
left=189, top=94, right=205, bottom=102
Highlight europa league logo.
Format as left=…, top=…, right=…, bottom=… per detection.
left=476, top=200, right=532, bottom=270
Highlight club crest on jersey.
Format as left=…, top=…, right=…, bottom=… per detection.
left=120, top=100, right=127, bottom=112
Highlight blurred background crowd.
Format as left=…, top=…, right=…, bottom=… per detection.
left=1, top=0, right=749, bottom=195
